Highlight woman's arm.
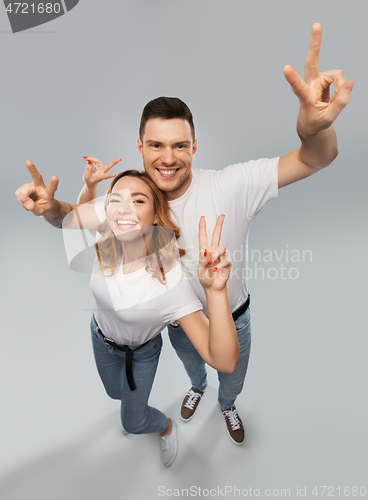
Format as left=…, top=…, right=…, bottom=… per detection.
left=178, top=294, right=238, bottom=373
left=178, top=215, right=239, bottom=373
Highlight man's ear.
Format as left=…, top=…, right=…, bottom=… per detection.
left=137, top=137, right=143, bottom=157
left=192, top=139, right=198, bottom=155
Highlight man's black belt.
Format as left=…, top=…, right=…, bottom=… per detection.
left=232, top=295, right=250, bottom=322
left=102, top=335, right=151, bottom=391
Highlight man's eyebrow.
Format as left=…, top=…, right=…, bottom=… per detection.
left=145, top=139, right=191, bottom=146
left=145, top=139, right=163, bottom=144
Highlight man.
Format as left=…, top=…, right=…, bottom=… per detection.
left=15, top=23, right=353, bottom=446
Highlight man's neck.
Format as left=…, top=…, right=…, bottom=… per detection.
left=165, top=171, right=193, bottom=201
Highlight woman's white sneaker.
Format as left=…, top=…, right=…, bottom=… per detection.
left=160, top=420, right=177, bottom=467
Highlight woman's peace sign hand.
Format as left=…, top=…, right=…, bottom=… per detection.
left=82, top=157, right=121, bottom=190
left=197, top=215, right=232, bottom=292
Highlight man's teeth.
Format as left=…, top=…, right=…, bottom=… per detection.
left=159, top=169, right=177, bottom=176
left=117, top=220, right=138, bottom=227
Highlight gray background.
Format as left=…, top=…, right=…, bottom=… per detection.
left=1, top=1, right=367, bottom=499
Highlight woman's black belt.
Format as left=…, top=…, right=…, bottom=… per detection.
left=232, top=295, right=250, bottom=322
left=101, top=335, right=151, bottom=391
left=100, top=294, right=250, bottom=391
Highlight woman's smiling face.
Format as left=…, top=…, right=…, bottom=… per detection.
left=106, top=176, right=157, bottom=241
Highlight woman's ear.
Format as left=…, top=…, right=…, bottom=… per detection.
left=153, top=215, right=158, bottom=225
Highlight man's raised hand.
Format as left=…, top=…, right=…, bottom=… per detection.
left=15, top=161, right=59, bottom=216
left=283, top=22, right=354, bottom=138
left=197, top=214, right=232, bottom=292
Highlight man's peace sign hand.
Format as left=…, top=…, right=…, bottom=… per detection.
left=15, top=161, right=59, bottom=216
left=197, top=214, right=232, bottom=292
left=283, top=23, right=354, bottom=138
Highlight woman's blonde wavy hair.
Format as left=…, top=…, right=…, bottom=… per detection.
left=94, top=170, right=185, bottom=283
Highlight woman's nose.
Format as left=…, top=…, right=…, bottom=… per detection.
left=117, top=199, right=134, bottom=214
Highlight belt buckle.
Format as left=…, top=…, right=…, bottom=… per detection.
left=103, top=337, right=115, bottom=347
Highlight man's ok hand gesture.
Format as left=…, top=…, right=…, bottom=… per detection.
left=197, top=215, right=232, bottom=292
left=15, top=161, right=59, bottom=216
left=283, top=22, right=354, bottom=138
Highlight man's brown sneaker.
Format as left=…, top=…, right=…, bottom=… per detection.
left=221, top=405, right=245, bottom=445
left=180, top=387, right=205, bottom=421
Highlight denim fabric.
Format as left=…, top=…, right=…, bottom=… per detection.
left=168, top=306, right=251, bottom=409
left=91, top=314, right=167, bottom=434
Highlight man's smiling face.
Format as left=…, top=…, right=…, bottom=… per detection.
left=137, top=118, right=197, bottom=201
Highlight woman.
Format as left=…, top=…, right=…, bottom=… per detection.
left=18, top=158, right=239, bottom=468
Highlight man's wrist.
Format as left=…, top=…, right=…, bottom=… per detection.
left=297, top=125, right=338, bottom=170
left=297, top=114, right=335, bottom=140
left=40, top=200, right=74, bottom=228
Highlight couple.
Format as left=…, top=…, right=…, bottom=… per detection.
left=15, top=23, right=352, bottom=467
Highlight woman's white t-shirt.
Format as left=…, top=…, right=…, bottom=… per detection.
left=90, top=260, right=203, bottom=346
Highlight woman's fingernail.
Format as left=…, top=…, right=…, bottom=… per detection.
left=204, top=249, right=207, bottom=257
left=83, top=156, right=88, bottom=159
left=88, top=161, right=92, bottom=165
left=212, top=267, right=218, bottom=272
left=208, top=259, right=213, bottom=266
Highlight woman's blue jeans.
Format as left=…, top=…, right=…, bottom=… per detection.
left=90, top=315, right=168, bottom=434
left=168, top=306, right=251, bottom=410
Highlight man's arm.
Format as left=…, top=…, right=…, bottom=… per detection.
left=278, top=23, right=354, bottom=189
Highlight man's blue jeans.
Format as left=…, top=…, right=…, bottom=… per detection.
left=90, top=315, right=168, bottom=434
left=168, top=306, right=251, bottom=410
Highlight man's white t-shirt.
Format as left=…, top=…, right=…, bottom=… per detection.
left=168, top=157, right=279, bottom=316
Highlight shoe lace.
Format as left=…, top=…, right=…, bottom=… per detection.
left=161, top=435, right=170, bottom=450
left=184, top=389, right=202, bottom=410
left=223, top=407, right=241, bottom=430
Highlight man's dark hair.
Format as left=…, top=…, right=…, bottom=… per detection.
left=139, top=97, right=195, bottom=140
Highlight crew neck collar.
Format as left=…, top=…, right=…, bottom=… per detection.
left=168, top=170, right=196, bottom=207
